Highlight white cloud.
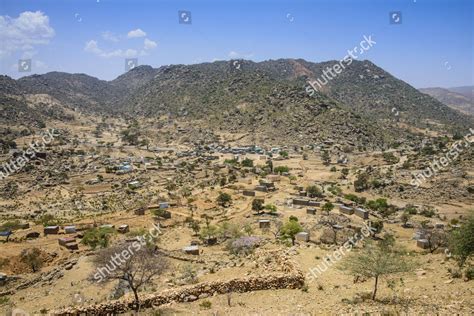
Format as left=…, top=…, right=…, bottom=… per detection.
left=228, top=51, right=254, bottom=59
left=101, top=31, right=120, bottom=42
left=84, top=40, right=138, bottom=58
left=144, top=38, right=157, bottom=50
left=127, top=28, right=146, bottom=38
left=0, top=11, right=55, bottom=58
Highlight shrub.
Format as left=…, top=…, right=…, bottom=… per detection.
left=274, top=166, right=289, bottom=173
left=419, top=208, right=436, bottom=218
left=252, top=199, right=264, bottom=213
left=264, top=204, right=277, bottom=214
left=354, top=172, right=370, bottom=192
left=199, top=300, right=212, bottom=309
left=464, top=266, right=474, bottom=280
left=81, top=227, right=115, bottom=249
left=405, top=204, right=418, bottom=215
left=383, top=152, right=399, bottom=164
left=216, top=192, right=232, bottom=207
left=241, top=158, right=254, bottom=167
left=36, top=214, right=61, bottom=227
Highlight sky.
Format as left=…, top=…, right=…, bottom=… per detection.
left=0, top=0, right=472, bottom=88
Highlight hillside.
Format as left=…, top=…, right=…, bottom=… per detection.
left=2, top=59, right=472, bottom=147
left=420, top=86, right=473, bottom=115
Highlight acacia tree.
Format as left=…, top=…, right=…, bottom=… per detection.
left=280, top=218, right=303, bottom=245
left=216, top=192, right=232, bottom=207
left=94, top=244, right=167, bottom=311
left=338, top=235, right=413, bottom=300
left=306, top=185, right=322, bottom=198
left=322, top=202, right=334, bottom=215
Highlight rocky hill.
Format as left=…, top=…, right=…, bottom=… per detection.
left=2, top=59, right=473, bottom=147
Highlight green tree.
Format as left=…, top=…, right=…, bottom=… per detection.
left=306, top=185, right=323, bottom=198
left=252, top=199, right=264, bottom=213
left=280, top=151, right=289, bottom=159
left=81, top=227, right=115, bottom=249
left=216, top=192, right=232, bottom=207
left=241, top=158, right=254, bottom=167
left=199, top=225, right=218, bottom=244
left=338, top=236, right=413, bottom=300
left=281, top=218, right=303, bottom=245
left=322, top=202, right=334, bottom=215
left=448, top=213, right=474, bottom=267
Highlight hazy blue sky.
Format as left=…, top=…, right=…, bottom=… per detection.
left=1, top=0, right=472, bottom=88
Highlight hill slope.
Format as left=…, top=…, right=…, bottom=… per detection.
left=3, top=59, right=472, bottom=147
left=420, top=86, right=473, bottom=115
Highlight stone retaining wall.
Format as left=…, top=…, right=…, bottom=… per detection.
left=52, top=256, right=304, bottom=315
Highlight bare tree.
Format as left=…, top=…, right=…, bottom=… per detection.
left=93, top=244, right=167, bottom=311
left=319, top=218, right=340, bottom=245
left=423, top=228, right=448, bottom=253
left=20, top=248, right=43, bottom=273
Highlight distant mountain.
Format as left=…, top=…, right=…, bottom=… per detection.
left=419, top=86, right=473, bottom=115
left=448, top=86, right=474, bottom=100
left=2, top=59, right=473, bottom=147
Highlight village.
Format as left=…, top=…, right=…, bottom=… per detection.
left=0, top=116, right=472, bottom=315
